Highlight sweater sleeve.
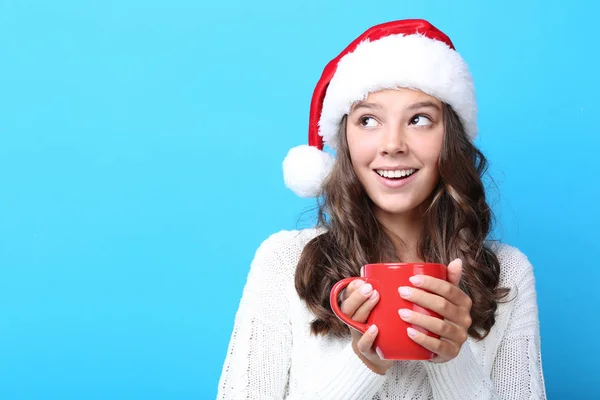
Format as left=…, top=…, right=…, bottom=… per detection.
left=422, top=339, right=499, bottom=399
left=423, top=250, right=546, bottom=400
left=297, top=342, right=387, bottom=399
left=490, top=253, right=547, bottom=399
left=216, top=230, right=388, bottom=399
left=216, top=232, right=294, bottom=400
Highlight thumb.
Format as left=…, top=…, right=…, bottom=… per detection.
left=447, top=258, right=463, bottom=286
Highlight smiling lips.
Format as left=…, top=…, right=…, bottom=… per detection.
left=375, top=168, right=417, bottom=179
left=374, top=168, right=419, bottom=188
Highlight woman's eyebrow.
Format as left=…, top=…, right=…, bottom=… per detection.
left=406, top=101, right=441, bottom=111
left=351, top=100, right=441, bottom=112
left=350, top=102, right=384, bottom=112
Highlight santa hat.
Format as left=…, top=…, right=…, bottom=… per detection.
left=282, top=19, right=477, bottom=197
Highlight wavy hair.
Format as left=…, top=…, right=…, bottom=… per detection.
left=294, top=103, right=509, bottom=340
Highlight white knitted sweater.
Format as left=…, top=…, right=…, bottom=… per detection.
left=217, top=229, right=546, bottom=399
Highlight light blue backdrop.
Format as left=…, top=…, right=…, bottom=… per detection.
left=0, top=0, right=597, bottom=398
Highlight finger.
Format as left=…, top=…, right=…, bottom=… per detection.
left=446, top=258, right=463, bottom=286
left=341, top=279, right=364, bottom=301
left=398, top=308, right=467, bottom=344
left=351, top=289, right=379, bottom=323
left=356, top=324, right=379, bottom=355
left=398, top=286, right=462, bottom=322
left=406, top=327, right=460, bottom=362
left=341, top=282, right=374, bottom=317
left=406, top=274, right=472, bottom=309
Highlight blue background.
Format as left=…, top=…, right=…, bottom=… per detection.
left=0, top=0, right=597, bottom=398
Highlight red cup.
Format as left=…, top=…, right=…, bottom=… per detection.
left=330, top=263, right=447, bottom=360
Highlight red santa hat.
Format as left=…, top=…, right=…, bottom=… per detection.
left=283, top=19, right=477, bottom=197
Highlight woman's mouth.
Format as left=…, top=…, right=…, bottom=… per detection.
left=375, top=168, right=417, bottom=180
left=374, top=168, right=419, bottom=188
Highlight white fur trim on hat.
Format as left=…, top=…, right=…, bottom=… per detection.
left=319, top=33, right=477, bottom=148
left=283, top=145, right=334, bottom=197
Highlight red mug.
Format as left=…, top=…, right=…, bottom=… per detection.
left=330, top=263, right=447, bottom=360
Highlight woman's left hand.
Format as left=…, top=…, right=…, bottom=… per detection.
left=397, top=258, right=473, bottom=363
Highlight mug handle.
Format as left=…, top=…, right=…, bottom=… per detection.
left=329, top=277, right=371, bottom=334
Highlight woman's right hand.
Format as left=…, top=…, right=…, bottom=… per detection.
left=341, top=279, right=394, bottom=375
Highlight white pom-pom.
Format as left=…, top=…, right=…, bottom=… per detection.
left=282, top=145, right=334, bottom=198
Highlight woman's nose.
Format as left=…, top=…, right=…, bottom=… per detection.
left=380, top=125, right=408, bottom=156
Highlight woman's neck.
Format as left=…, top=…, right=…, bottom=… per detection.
left=374, top=207, right=424, bottom=262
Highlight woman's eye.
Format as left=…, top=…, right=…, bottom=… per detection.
left=359, top=116, right=378, bottom=127
left=410, top=115, right=432, bottom=126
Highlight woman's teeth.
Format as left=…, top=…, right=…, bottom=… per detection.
left=376, top=169, right=416, bottom=179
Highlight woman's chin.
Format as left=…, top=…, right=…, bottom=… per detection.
left=371, top=198, right=418, bottom=217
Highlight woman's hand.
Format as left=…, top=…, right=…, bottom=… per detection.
left=340, top=279, right=393, bottom=374
left=397, top=258, right=473, bottom=363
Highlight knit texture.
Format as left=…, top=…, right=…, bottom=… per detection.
left=217, top=229, right=546, bottom=399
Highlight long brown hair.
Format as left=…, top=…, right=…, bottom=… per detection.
left=295, top=103, right=509, bottom=340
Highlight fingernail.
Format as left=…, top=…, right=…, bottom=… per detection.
left=450, top=258, right=462, bottom=267
left=399, top=286, right=412, bottom=298
left=368, top=324, right=377, bottom=334
left=369, top=289, right=378, bottom=300
left=407, top=327, right=418, bottom=338
left=361, top=283, right=373, bottom=295
left=409, top=275, right=423, bottom=286
left=354, top=280, right=365, bottom=288
left=398, top=309, right=412, bottom=319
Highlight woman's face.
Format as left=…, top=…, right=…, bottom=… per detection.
left=346, top=88, right=445, bottom=220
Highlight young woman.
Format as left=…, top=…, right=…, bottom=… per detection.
left=217, top=19, right=546, bottom=399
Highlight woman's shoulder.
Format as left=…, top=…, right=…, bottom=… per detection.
left=257, top=228, right=324, bottom=257
left=248, top=228, right=324, bottom=278
left=487, top=241, right=537, bottom=288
